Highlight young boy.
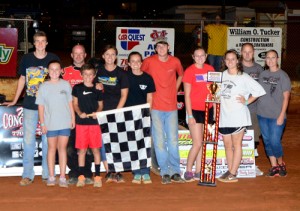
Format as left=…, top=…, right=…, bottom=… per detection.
left=72, top=64, right=103, bottom=188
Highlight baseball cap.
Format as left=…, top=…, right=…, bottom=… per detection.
left=155, top=37, right=168, bottom=45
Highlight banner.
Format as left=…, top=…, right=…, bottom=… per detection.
left=0, top=105, right=43, bottom=176
left=227, top=27, right=282, bottom=67
left=0, top=28, right=18, bottom=77
left=116, top=27, right=175, bottom=68
left=179, top=129, right=256, bottom=178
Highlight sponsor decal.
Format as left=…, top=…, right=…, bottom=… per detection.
left=118, top=29, right=145, bottom=50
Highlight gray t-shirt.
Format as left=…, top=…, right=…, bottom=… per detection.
left=257, top=69, right=291, bottom=119
left=36, top=79, right=73, bottom=130
left=243, top=62, right=264, bottom=113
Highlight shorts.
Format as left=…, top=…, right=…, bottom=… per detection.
left=47, top=128, right=71, bottom=137
left=219, top=127, right=246, bottom=136
left=75, top=125, right=102, bottom=149
left=187, top=108, right=214, bottom=124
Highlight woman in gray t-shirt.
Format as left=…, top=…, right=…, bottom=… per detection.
left=257, top=50, right=291, bottom=178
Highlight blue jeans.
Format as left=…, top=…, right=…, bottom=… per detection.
left=100, top=146, right=107, bottom=161
left=133, top=167, right=150, bottom=175
left=257, top=115, right=286, bottom=158
left=151, top=109, right=180, bottom=176
left=22, top=108, right=48, bottom=180
left=207, top=54, right=223, bottom=72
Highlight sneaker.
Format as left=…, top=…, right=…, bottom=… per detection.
left=193, top=172, right=201, bottom=181
left=142, top=174, right=152, bottom=184
left=76, top=175, right=86, bottom=187
left=93, top=176, right=102, bottom=188
left=278, top=162, right=287, bottom=177
left=114, top=173, right=125, bottom=183
left=218, top=171, right=230, bottom=180
left=68, top=177, right=78, bottom=185
left=218, top=173, right=238, bottom=183
left=184, top=171, right=194, bottom=182
left=59, top=177, right=68, bottom=188
left=132, top=174, right=142, bottom=184
left=265, top=166, right=279, bottom=177
left=85, top=177, right=94, bottom=185
left=19, top=178, right=33, bottom=186
left=105, top=173, right=114, bottom=183
left=47, top=177, right=56, bottom=187
left=254, top=148, right=259, bottom=157
left=171, top=173, right=185, bottom=183
left=161, top=174, right=171, bottom=185
left=255, top=166, right=264, bottom=176
left=150, top=167, right=161, bottom=176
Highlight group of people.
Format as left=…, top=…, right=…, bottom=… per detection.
left=5, top=28, right=291, bottom=188
left=182, top=43, right=291, bottom=183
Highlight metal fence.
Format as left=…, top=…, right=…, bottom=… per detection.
left=1, top=17, right=300, bottom=80
left=91, top=18, right=300, bottom=80
left=0, top=17, right=33, bottom=76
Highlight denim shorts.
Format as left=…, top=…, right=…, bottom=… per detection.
left=47, top=128, right=71, bottom=137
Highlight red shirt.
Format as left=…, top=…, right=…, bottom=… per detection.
left=141, top=55, right=184, bottom=111
left=62, top=65, right=83, bottom=88
left=182, top=63, right=214, bottom=111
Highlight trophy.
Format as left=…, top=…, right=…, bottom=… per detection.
left=198, top=71, right=222, bottom=187
left=206, top=72, right=222, bottom=102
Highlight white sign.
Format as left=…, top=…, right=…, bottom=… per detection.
left=179, top=129, right=256, bottom=178
left=227, top=27, right=282, bottom=67
left=116, top=27, right=175, bottom=67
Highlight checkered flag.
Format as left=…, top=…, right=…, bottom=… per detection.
left=96, top=103, right=152, bottom=172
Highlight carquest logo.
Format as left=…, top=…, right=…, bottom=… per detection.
left=0, top=43, right=14, bottom=64
left=118, top=29, right=145, bottom=50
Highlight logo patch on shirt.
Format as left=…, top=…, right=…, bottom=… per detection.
left=98, top=76, right=117, bottom=86
left=195, top=74, right=207, bottom=82
left=83, top=91, right=93, bottom=95
left=139, top=84, right=147, bottom=90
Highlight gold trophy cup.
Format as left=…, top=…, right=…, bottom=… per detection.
left=207, top=82, right=219, bottom=102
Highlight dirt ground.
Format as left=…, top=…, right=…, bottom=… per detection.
left=0, top=111, right=299, bottom=211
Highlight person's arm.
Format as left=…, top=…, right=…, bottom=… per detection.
left=69, top=101, right=75, bottom=129
left=183, top=82, right=196, bottom=125
left=38, top=104, right=47, bottom=134
left=176, top=75, right=183, bottom=92
left=237, top=95, right=258, bottom=106
left=4, top=75, right=25, bottom=106
left=116, top=88, right=128, bottom=109
left=97, top=101, right=103, bottom=112
left=73, top=96, right=87, bottom=118
left=146, top=92, right=153, bottom=109
left=92, top=101, right=104, bottom=119
left=277, top=91, right=290, bottom=125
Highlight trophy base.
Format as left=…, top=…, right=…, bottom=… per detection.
left=198, top=181, right=216, bottom=187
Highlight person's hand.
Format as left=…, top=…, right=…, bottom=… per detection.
left=92, top=112, right=97, bottom=119
left=79, top=112, right=87, bottom=119
left=236, top=95, right=246, bottom=105
left=188, top=117, right=196, bottom=125
left=277, top=115, right=284, bottom=126
left=71, top=120, right=75, bottom=129
left=41, top=125, right=47, bottom=134
left=96, top=83, right=103, bottom=90
left=3, top=101, right=17, bottom=107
